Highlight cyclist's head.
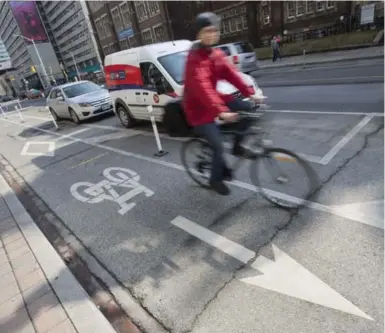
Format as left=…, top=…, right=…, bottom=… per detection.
left=195, top=12, right=220, bottom=46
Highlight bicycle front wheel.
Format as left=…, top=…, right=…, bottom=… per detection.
left=250, top=148, right=319, bottom=210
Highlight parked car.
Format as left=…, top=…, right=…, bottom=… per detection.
left=214, top=41, right=259, bottom=74
left=46, top=80, right=113, bottom=124
left=18, top=90, right=27, bottom=99
left=27, top=88, right=43, bottom=99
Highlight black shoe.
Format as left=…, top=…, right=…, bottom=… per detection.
left=209, top=181, right=230, bottom=196
left=223, top=167, right=233, bottom=181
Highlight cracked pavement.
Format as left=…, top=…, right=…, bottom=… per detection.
left=0, top=81, right=383, bottom=333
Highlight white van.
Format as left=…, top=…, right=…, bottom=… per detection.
left=104, top=40, right=264, bottom=128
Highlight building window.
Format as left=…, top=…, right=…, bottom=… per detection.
left=141, top=28, right=153, bottom=45
left=316, top=0, right=326, bottom=11
left=153, top=24, right=166, bottom=42
left=95, top=18, right=105, bottom=39
left=326, top=1, right=335, bottom=9
left=287, top=2, right=296, bottom=19
left=119, top=2, right=132, bottom=27
left=235, top=17, right=242, bottom=31
left=120, top=39, right=129, bottom=50
left=242, top=15, right=248, bottom=30
left=101, top=14, right=112, bottom=37
left=103, top=45, right=109, bottom=55
left=262, top=2, right=271, bottom=25
left=306, top=1, right=316, bottom=13
left=111, top=7, right=123, bottom=32
left=128, top=36, right=137, bottom=48
left=134, top=1, right=148, bottom=22
left=296, top=1, right=306, bottom=16
left=147, top=1, right=160, bottom=17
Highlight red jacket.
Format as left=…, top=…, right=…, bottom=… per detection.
left=183, top=46, right=255, bottom=127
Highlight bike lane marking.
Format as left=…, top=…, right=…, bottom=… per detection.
left=1, top=116, right=383, bottom=229
left=171, top=215, right=373, bottom=320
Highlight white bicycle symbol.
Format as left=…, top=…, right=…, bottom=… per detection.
left=70, top=167, right=154, bottom=215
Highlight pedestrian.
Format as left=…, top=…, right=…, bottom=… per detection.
left=276, top=34, right=282, bottom=60
left=271, top=36, right=279, bottom=62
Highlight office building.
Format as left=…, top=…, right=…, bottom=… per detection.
left=0, top=1, right=65, bottom=92
left=37, top=0, right=103, bottom=81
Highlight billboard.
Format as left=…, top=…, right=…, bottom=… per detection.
left=9, top=1, right=49, bottom=44
left=0, top=39, right=12, bottom=71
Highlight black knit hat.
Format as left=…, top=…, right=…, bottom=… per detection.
left=195, top=12, right=220, bottom=34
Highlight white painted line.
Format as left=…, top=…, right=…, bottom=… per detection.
left=20, top=141, right=56, bottom=157
left=267, top=110, right=384, bottom=117
left=0, top=174, right=117, bottom=333
left=320, top=115, right=373, bottom=165
left=172, top=216, right=373, bottom=320
left=2, top=117, right=383, bottom=229
left=54, top=127, right=90, bottom=141
left=171, top=216, right=255, bottom=264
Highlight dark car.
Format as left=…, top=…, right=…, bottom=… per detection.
left=0, top=95, right=13, bottom=102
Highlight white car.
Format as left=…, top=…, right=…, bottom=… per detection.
left=214, top=41, right=259, bottom=74
left=46, top=81, right=113, bottom=124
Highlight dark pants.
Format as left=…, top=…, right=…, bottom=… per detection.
left=193, top=99, right=252, bottom=183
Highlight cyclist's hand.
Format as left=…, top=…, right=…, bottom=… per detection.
left=219, top=112, right=238, bottom=122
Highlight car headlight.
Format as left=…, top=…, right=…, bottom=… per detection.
left=78, top=103, right=92, bottom=107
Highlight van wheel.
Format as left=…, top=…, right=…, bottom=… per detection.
left=117, top=105, right=135, bottom=128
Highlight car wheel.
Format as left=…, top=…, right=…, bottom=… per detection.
left=117, top=104, right=135, bottom=128
left=69, top=109, right=81, bottom=124
left=49, top=108, right=60, bottom=121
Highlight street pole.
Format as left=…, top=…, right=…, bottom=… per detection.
left=31, top=38, right=49, bottom=89
left=71, top=52, right=81, bottom=81
left=14, top=34, right=50, bottom=90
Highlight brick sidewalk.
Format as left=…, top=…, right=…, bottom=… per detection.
left=0, top=195, right=77, bottom=333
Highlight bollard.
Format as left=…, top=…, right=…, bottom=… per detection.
left=47, top=106, right=60, bottom=130
left=147, top=105, right=168, bottom=157
left=15, top=106, right=25, bottom=123
left=302, top=49, right=306, bottom=69
left=0, top=105, right=6, bottom=118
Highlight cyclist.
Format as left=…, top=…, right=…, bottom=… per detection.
left=183, top=12, right=263, bottom=195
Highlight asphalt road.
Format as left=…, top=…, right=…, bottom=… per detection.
left=255, top=58, right=384, bottom=87
left=0, top=79, right=383, bottom=333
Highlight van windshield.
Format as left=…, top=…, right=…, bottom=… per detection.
left=234, top=42, right=254, bottom=54
left=157, top=51, right=188, bottom=85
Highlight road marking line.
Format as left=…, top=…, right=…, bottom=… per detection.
left=54, top=128, right=90, bottom=141
left=20, top=141, right=55, bottom=157
left=70, top=153, right=108, bottom=169
left=171, top=216, right=374, bottom=320
left=1, top=117, right=383, bottom=229
left=319, top=115, right=373, bottom=165
left=260, top=75, right=384, bottom=86
left=266, top=110, right=384, bottom=117
left=171, top=216, right=255, bottom=264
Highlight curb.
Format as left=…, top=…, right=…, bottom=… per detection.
left=258, top=53, right=384, bottom=70
left=259, top=76, right=384, bottom=88
left=0, top=172, right=119, bottom=333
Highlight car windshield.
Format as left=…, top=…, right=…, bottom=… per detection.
left=63, top=82, right=101, bottom=98
left=157, top=51, right=188, bottom=85
left=234, top=42, right=253, bottom=54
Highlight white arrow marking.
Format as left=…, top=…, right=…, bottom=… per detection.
left=330, top=200, right=384, bottom=229
left=171, top=216, right=373, bottom=321
left=241, top=245, right=373, bottom=321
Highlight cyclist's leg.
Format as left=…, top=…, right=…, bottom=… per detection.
left=194, top=123, right=230, bottom=194
left=226, top=99, right=253, bottom=155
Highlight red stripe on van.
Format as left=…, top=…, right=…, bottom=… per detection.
left=104, top=64, right=143, bottom=89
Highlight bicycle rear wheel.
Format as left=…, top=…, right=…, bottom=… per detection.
left=181, top=138, right=212, bottom=188
left=250, top=147, right=319, bottom=210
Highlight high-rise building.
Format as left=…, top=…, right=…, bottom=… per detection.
left=37, top=1, right=103, bottom=81
left=0, top=1, right=62, bottom=91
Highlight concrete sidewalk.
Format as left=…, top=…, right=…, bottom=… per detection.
left=0, top=174, right=117, bottom=333
left=258, top=46, right=384, bottom=69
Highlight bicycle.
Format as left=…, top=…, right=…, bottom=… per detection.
left=180, top=104, right=319, bottom=210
